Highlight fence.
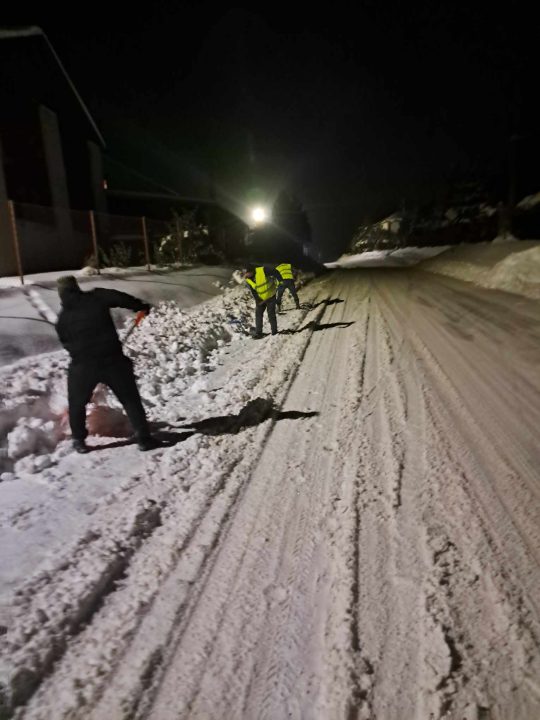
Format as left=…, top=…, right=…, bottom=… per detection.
left=0, top=200, right=192, bottom=283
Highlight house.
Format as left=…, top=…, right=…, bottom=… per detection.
left=0, top=26, right=106, bottom=275
left=378, top=212, right=402, bottom=234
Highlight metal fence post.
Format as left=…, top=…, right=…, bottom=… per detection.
left=8, top=200, right=24, bottom=285
left=89, top=210, right=100, bottom=274
left=141, top=216, right=151, bottom=271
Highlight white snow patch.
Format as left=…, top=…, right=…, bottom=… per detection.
left=420, top=241, right=540, bottom=299
left=26, top=288, right=58, bottom=323
left=517, top=191, right=540, bottom=210
left=492, top=232, right=518, bottom=244
left=485, top=246, right=540, bottom=297
left=325, top=246, right=450, bottom=269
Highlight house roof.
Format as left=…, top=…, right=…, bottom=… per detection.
left=378, top=212, right=402, bottom=224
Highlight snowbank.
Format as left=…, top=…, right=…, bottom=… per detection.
left=325, top=246, right=450, bottom=269
left=420, top=240, right=540, bottom=299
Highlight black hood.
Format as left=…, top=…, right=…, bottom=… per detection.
left=59, top=286, right=83, bottom=308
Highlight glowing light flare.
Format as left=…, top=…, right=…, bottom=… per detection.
left=250, top=206, right=269, bottom=225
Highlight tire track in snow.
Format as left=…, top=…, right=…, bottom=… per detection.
left=372, top=271, right=540, bottom=719
left=378, top=275, right=540, bottom=586
left=141, top=274, right=372, bottom=719
left=348, top=285, right=432, bottom=718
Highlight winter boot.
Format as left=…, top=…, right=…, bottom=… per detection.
left=137, top=435, right=162, bottom=452
left=73, top=439, right=89, bottom=454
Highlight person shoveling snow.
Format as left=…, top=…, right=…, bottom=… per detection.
left=275, top=262, right=301, bottom=310
left=55, top=276, right=160, bottom=453
left=243, top=264, right=283, bottom=338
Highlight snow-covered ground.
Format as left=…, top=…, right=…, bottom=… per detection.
left=1, top=266, right=540, bottom=719
left=0, top=265, right=235, bottom=366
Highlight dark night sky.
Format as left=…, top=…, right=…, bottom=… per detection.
left=5, top=2, right=539, bottom=257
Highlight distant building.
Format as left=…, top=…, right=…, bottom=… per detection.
left=378, top=213, right=402, bottom=234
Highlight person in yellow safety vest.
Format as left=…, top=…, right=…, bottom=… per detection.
left=275, top=263, right=300, bottom=310
left=244, top=264, right=283, bottom=338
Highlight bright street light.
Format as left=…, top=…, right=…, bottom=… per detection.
left=250, top=206, right=269, bottom=225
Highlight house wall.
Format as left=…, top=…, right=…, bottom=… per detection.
left=39, top=104, right=73, bottom=267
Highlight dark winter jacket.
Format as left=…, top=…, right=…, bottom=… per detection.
left=55, top=287, right=150, bottom=363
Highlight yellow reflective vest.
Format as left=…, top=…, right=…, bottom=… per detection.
left=276, top=263, right=294, bottom=281
left=246, top=267, right=277, bottom=300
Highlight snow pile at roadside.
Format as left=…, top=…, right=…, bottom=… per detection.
left=420, top=241, right=540, bottom=299
left=484, top=246, right=540, bottom=297
left=124, top=288, right=254, bottom=425
left=0, top=355, right=69, bottom=478
left=325, top=246, right=450, bottom=269
left=491, top=231, right=518, bottom=244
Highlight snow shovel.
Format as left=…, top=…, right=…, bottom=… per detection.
left=123, top=309, right=148, bottom=343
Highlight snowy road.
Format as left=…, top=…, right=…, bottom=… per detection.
left=1, top=269, right=539, bottom=719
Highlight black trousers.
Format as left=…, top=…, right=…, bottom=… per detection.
left=68, top=355, right=149, bottom=441
left=276, top=279, right=300, bottom=308
left=255, top=297, right=278, bottom=335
